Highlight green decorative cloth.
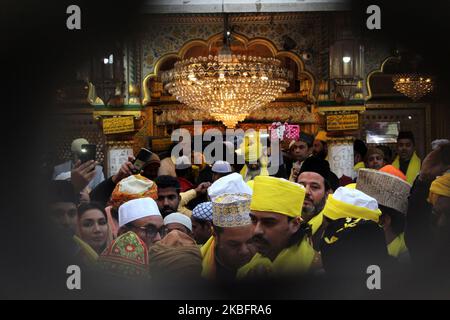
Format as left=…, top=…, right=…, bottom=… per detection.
left=98, top=231, right=149, bottom=279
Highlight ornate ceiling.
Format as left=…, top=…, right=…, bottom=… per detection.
left=141, top=0, right=351, bottom=14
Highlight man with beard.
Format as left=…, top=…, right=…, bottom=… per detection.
left=312, top=131, right=328, bottom=160
left=239, top=144, right=269, bottom=182
left=236, top=132, right=269, bottom=182
left=201, top=194, right=255, bottom=281
left=154, top=175, right=210, bottom=217
left=393, top=131, right=421, bottom=184
left=237, top=176, right=319, bottom=278
left=296, top=156, right=334, bottom=250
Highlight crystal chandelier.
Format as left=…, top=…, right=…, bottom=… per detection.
left=162, top=16, right=290, bottom=128
left=392, top=73, right=433, bottom=101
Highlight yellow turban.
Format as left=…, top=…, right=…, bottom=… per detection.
left=322, top=187, right=382, bottom=223
left=250, top=176, right=306, bottom=218
left=315, top=131, right=328, bottom=142
left=428, top=173, right=450, bottom=206
left=346, top=183, right=357, bottom=189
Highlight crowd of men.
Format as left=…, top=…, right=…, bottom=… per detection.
left=46, top=131, right=450, bottom=298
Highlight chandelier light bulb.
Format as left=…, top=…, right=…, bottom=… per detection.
left=163, top=54, right=289, bottom=127
left=392, top=73, right=434, bottom=101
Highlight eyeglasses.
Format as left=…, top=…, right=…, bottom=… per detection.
left=132, top=224, right=168, bottom=239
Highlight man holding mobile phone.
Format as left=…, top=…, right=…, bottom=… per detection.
left=53, top=138, right=105, bottom=189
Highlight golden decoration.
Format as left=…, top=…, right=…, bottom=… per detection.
left=392, top=73, right=433, bottom=101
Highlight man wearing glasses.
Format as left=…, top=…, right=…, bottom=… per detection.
left=118, top=197, right=166, bottom=248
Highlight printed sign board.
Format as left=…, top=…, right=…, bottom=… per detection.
left=327, top=114, right=359, bottom=131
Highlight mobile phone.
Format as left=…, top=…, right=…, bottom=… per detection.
left=79, top=144, right=97, bottom=164
left=133, top=148, right=153, bottom=172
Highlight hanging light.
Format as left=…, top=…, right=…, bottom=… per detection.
left=329, top=37, right=364, bottom=102
left=392, top=73, right=433, bottom=101
left=162, top=15, right=290, bottom=128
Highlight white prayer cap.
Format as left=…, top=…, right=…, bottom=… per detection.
left=118, top=198, right=161, bottom=227
left=163, top=212, right=192, bottom=231
left=208, top=172, right=252, bottom=201
left=332, top=187, right=379, bottom=211
left=212, top=161, right=232, bottom=174
left=117, top=175, right=155, bottom=195
left=71, top=138, right=89, bottom=153
left=175, top=155, right=192, bottom=170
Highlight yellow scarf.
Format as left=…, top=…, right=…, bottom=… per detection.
left=308, top=212, right=324, bottom=235
left=428, top=173, right=450, bottom=206
left=353, top=161, right=366, bottom=174
left=392, top=152, right=421, bottom=184
left=322, top=194, right=382, bottom=223
left=387, top=233, right=408, bottom=258
left=200, top=236, right=216, bottom=280
left=240, top=165, right=269, bottom=180
left=237, top=239, right=316, bottom=279
left=73, top=235, right=99, bottom=265
left=353, top=161, right=365, bottom=171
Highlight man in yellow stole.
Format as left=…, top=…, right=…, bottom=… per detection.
left=393, top=131, right=421, bottom=184
left=237, top=176, right=319, bottom=278
left=201, top=193, right=255, bottom=281
left=238, top=138, right=269, bottom=182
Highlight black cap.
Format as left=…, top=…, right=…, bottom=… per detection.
left=299, top=132, right=314, bottom=147
left=299, top=156, right=340, bottom=191
left=299, top=156, right=331, bottom=180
